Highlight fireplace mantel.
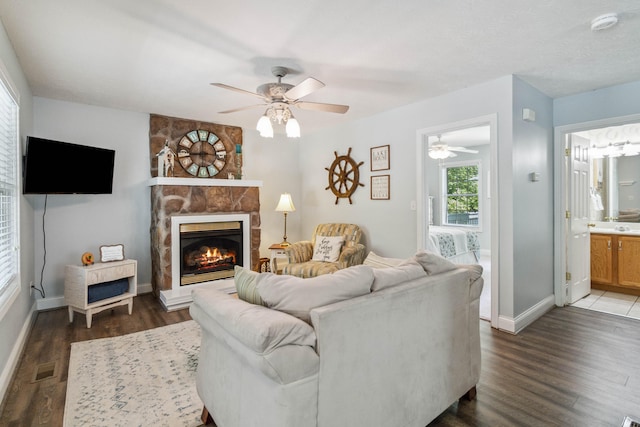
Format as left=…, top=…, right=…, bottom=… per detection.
left=148, top=177, right=263, bottom=188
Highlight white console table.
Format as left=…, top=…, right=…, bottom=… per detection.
left=64, top=259, right=137, bottom=328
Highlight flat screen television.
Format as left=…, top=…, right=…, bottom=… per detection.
left=23, top=136, right=116, bottom=194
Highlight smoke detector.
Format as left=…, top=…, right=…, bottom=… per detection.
left=591, top=13, right=619, bottom=31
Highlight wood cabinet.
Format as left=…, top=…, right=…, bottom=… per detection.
left=590, top=234, right=613, bottom=285
left=590, top=233, right=640, bottom=295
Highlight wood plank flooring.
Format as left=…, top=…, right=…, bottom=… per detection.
left=1, top=297, right=639, bottom=427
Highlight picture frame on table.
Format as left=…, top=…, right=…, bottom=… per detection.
left=100, top=244, right=125, bottom=262
left=371, top=175, right=390, bottom=200
left=370, top=144, right=390, bottom=171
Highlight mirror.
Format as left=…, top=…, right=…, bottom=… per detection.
left=589, top=149, right=640, bottom=223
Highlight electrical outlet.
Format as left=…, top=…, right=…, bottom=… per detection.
left=410, top=200, right=417, bottom=211
left=29, top=281, right=33, bottom=296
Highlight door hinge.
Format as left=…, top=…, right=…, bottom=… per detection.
left=565, top=211, right=571, bottom=219
left=566, top=272, right=572, bottom=281
left=565, top=147, right=571, bottom=157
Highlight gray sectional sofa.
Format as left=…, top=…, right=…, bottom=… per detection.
left=189, top=251, right=484, bottom=427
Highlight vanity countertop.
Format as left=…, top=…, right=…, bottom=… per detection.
left=591, top=227, right=640, bottom=236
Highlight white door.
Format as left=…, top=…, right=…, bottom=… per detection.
left=567, top=134, right=591, bottom=304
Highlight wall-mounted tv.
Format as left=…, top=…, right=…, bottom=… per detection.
left=23, top=136, right=116, bottom=194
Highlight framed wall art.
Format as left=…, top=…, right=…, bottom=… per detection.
left=371, top=175, right=390, bottom=200
left=370, top=144, right=390, bottom=171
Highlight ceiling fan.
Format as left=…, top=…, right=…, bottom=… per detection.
left=211, top=66, right=349, bottom=138
left=428, top=136, right=479, bottom=159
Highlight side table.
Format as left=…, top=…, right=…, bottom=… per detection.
left=268, top=243, right=290, bottom=274
left=64, top=259, right=137, bottom=328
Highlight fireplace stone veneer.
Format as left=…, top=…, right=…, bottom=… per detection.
left=149, top=177, right=262, bottom=310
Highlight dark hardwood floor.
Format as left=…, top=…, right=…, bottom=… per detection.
left=1, top=296, right=639, bottom=427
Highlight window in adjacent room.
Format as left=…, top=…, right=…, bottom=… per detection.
left=0, top=71, right=20, bottom=319
left=440, top=161, right=480, bottom=227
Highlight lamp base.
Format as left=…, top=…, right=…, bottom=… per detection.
left=279, top=241, right=291, bottom=247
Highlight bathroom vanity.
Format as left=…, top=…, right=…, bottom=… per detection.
left=591, top=227, right=640, bottom=295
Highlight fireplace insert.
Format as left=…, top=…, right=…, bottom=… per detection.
left=179, top=221, right=243, bottom=285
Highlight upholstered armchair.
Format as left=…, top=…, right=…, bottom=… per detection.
left=282, top=223, right=366, bottom=278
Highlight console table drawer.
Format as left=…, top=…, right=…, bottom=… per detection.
left=86, top=263, right=136, bottom=285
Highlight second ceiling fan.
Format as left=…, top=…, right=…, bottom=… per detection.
left=428, top=136, right=479, bottom=159
left=211, top=66, right=349, bottom=137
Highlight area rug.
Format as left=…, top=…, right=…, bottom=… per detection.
left=63, top=320, right=202, bottom=427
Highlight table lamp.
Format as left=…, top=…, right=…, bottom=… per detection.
left=275, top=193, right=295, bottom=246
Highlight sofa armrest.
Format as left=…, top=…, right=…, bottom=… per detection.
left=285, top=241, right=313, bottom=264
left=190, top=287, right=316, bottom=354
left=338, top=243, right=366, bottom=268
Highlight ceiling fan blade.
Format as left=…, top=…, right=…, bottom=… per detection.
left=295, top=101, right=349, bottom=114
left=218, top=104, right=266, bottom=114
left=449, top=147, right=479, bottom=154
left=210, top=83, right=265, bottom=100
left=284, top=77, right=325, bottom=100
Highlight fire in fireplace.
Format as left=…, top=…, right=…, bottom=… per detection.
left=179, top=221, right=243, bottom=285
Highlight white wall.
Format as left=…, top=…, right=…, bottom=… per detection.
left=31, top=98, right=151, bottom=303
left=0, top=20, right=35, bottom=404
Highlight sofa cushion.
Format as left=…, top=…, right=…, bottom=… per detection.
left=363, top=251, right=404, bottom=268
left=234, top=266, right=266, bottom=306
left=370, top=260, right=427, bottom=291
left=257, top=265, right=374, bottom=322
left=414, top=250, right=457, bottom=275
left=311, top=235, right=345, bottom=262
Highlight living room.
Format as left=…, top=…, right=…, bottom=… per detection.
left=1, top=2, right=640, bottom=426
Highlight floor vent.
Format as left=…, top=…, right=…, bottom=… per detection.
left=622, top=416, right=640, bottom=427
left=32, top=361, right=57, bottom=383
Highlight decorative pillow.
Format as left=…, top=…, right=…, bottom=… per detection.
left=413, top=250, right=457, bottom=275
left=311, top=235, right=345, bottom=262
left=256, top=265, right=374, bottom=323
left=234, top=266, right=266, bottom=306
left=370, top=260, right=427, bottom=291
left=363, top=251, right=404, bottom=268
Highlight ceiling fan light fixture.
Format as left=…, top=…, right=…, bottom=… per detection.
left=257, top=113, right=274, bottom=138
left=286, top=115, right=301, bottom=138
left=428, top=149, right=450, bottom=160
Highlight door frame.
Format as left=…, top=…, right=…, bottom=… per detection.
left=553, top=113, right=640, bottom=306
left=416, top=113, right=499, bottom=328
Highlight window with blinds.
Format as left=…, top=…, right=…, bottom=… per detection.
left=0, top=78, right=18, bottom=303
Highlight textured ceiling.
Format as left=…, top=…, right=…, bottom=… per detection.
left=1, top=0, right=639, bottom=136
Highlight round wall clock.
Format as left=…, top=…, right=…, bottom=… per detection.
left=325, top=147, right=364, bottom=204
left=177, top=130, right=227, bottom=177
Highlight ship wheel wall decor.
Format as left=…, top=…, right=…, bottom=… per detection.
left=325, top=147, right=365, bottom=204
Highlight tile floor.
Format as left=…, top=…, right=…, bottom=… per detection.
left=571, top=289, right=640, bottom=319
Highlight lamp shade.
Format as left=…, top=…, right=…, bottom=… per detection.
left=257, top=114, right=274, bottom=138
left=275, top=193, right=296, bottom=212
left=286, top=116, right=301, bottom=138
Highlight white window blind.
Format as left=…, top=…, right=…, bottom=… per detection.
left=0, top=79, right=18, bottom=299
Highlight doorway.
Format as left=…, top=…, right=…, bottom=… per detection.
left=416, top=114, right=499, bottom=328
left=554, top=114, right=640, bottom=311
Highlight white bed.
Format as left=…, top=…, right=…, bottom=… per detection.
left=427, top=226, right=480, bottom=264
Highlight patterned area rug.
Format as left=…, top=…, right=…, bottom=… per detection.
left=63, top=320, right=202, bottom=427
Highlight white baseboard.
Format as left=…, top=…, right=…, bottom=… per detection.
left=0, top=301, right=37, bottom=405
left=498, top=294, right=555, bottom=334
left=35, top=282, right=154, bottom=311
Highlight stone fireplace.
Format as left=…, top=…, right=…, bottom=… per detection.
left=149, top=177, right=262, bottom=310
